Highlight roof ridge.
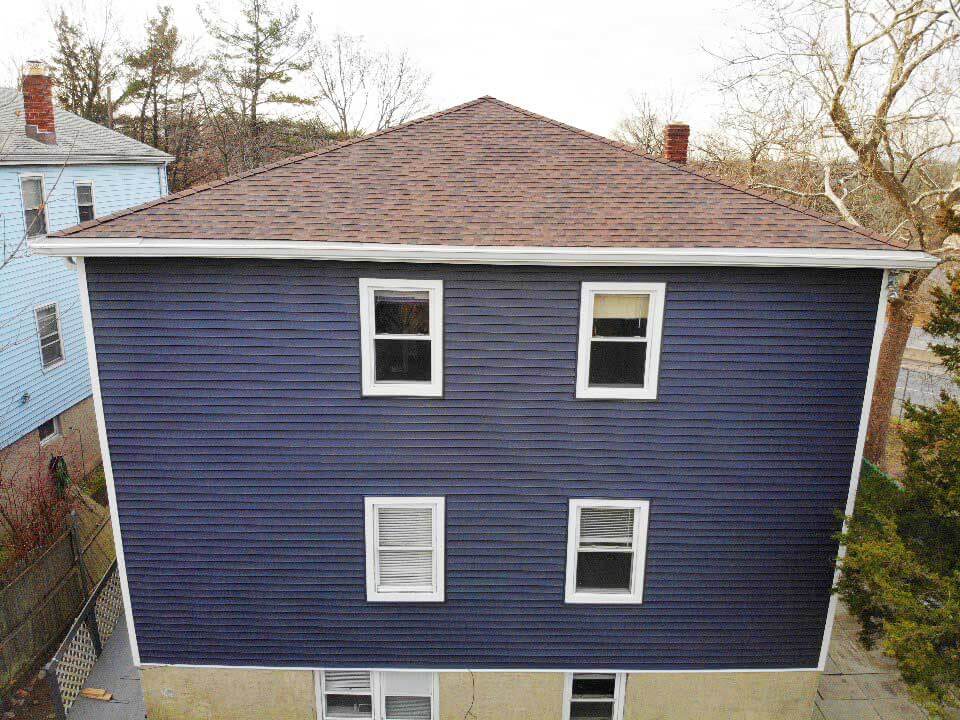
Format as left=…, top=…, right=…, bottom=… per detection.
left=482, top=97, right=905, bottom=251
left=55, top=96, right=492, bottom=237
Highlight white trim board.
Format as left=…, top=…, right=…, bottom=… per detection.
left=816, top=269, right=890, bottom=671
left=139, top=662, right=820, bottom=673
left=77, top=258, right=141, bottom=666
left=30, top=237, right=937, bottom=269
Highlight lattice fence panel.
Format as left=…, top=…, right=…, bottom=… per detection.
left=95, top=571, right=123, bottom=641
left=54, top=622, right=98, bottom=713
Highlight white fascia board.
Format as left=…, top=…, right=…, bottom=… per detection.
left=29, top=237, right=939, bottom=269
left=0, top=156, right=171, bottom=166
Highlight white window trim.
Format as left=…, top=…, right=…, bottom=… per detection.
left=38, top=414, right=62, bottom=445
left=314, top=670, right=439, bottom=720
left=74, top=180, right=96, bottom=223
left=565, top=499, right=650, bottom=605
left=364, top=496, right=445, bottom=602
left=576, top=282, right=666, bottom=400
left=358, top=278, right=443, bottom=397
left=561, top=672, right=626, bottom=720
left=35, top=302, right=66, bottom=371
left=19, top=173, right=47, bottom=239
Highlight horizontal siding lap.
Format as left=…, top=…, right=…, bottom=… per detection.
left=85, top=259, right=881, bottom=670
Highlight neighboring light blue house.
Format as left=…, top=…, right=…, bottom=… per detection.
left=0, top=62, right=171, bottom=489
left=36, top=96, right=938, bottom=720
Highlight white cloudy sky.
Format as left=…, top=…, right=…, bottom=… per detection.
left=0, top=0, right=753, bottom=138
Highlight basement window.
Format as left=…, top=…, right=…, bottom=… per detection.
left=563, top=673, right=626, bottom=720
left=365, top=497, right=445, bottom=602
left=576, top=282, right=666, bottom=400
left=38, top=415, right=61, bottom=445
left=565, top=499, right=649, bottom=604
left=318, top=671, right=437, bottom=720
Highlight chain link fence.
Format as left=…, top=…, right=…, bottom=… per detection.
left=894, top=365, right=957, bottom=419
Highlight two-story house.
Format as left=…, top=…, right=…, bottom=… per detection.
left=34, top=97, right=936, bottom=720
left=0, top=61, right=171, bottom=495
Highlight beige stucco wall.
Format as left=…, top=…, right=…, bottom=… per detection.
left=623, top=671, right=821, bottom=720
left=439, top=672, right=565, bottom=720
left=140, top=666, right=316, bottom=720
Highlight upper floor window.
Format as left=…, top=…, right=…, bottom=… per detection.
left=21, top=176, right=47, bottom=237
left=563, top=673, right=626, bottom=720
left=359, top=279, right=443, bottom=397
left=364, top=496, right=445, bottom=602
left=565, top=499, right=649, bottom=604
left=75, top=182, right=95, bottom=222
left=318, top=670, right=437, bottom=720
left=576, top=282, right=666, bottom=400
left=35, top=303, right=64, bottom=369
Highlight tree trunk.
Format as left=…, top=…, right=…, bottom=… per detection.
left=863, top=299, right=915, bottom=467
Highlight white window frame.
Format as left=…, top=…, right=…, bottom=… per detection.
left=20, top=173, right=48, bottom=238
left=358, top=278, right=443, bottom=397
left=74, top=180, right=96, bottom=223
left=38, top=414, right=62, bottom=445
left=364, top=496, right=445, bottom=602
left=315, top=671, right=439, bottom=720
left=561, top=672, right=626, bottom=720
left=35, top=302, right=65, bottom=370
left=575, top=282, right=666, bottom=400
left=565, top=498, right=650, bottom=604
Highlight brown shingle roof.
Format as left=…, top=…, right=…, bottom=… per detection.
left=56, top=96, right=903, bottom=251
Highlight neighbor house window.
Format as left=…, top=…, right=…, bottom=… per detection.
left=75, top=182, right=95, bottom=222
left=563, top=673, right=626, bottom=720
left=359, top=279, right=443, bottom=397
left=35, top=303, right=64, bottom=369
left=576, top=282, right=666, bottom=400
left=38, top=415, right=61, bottom=445
left=364, top=497, right=444, bottom=602
left=21, top=176, right=47, bottom=237
left=318, top=671, right=437, bottom=720
left=565, top=499, right=649, bottom=604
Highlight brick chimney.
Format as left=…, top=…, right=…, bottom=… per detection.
left=663, top=123, right=689, bottom=164
left=22, top=60, right=56, bottom=145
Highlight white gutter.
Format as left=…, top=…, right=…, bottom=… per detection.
left=29, top=236, right=939, bottom=269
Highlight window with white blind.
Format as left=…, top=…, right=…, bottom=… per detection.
left=35, top=303, right=64, bottom=369
left=565, top=499, right=649, bottom=604
left=576, top=282, right=666, bottom=400
left=317, top=671, right=437, bottom=720
left=364, top=497, right=445, bottom=602
left=562, top=673, right=626, bottom=720
left=75, top=182, right=95, bottom=222
left=358, top=279, right=443, bottom=397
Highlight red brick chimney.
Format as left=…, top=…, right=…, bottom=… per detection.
left=22, top=60, right=56, bottom=145
left=663, top=123, right=689, bottom=164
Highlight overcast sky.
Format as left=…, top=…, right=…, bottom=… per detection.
left=0, top=0, right=752, bottom=138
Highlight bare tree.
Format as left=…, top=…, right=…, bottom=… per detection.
left=613, top=93, right=686, bottom=155
left=309, top=34, right=430, bottom=135
left=715, top=0, right=960, bottom=465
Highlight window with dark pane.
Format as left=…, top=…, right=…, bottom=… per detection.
left=589, top=294, right=649, bottom=387
left=35, top=304, right=63, bottom=368
left=576, top=507, right=635, bottom=593
left=323, top=671, right=373, bottom=719
left=76, top=183, right=95, bottom=222
left=569, top=674, right=617, bottom=720
left=21, top=177, right=47, bottom=237
left=373, top=290, right=431, bottom=382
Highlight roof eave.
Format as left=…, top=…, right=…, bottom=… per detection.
left=0, top=154, right=173, bottom=166
left=29, top=236, right=939, bottom=270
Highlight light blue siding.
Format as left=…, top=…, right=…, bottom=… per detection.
left=0, top=163, right=166, bottom=446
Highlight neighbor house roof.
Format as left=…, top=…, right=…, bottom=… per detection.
left=0, top=87, right=172, bottom=165
left=34, top=96, right=935, bottom=268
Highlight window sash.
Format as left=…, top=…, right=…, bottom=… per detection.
left=21, top=177, right=47, bottom=237
left=35, top=305, right=64, bottom=368
left=564, top=673, right=625, bottom=720
left=319, top=671, right=436, bottom=720
left=365, top=497, right=444, bottom=602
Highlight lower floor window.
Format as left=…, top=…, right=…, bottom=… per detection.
left=564, top=673, right=625, bottom=720
left=38, top=414, right=61, bottom=444
left=318, top=670, right=437, bottom=720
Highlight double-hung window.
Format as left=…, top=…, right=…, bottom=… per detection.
left=318, top=671, right=437, bottom=720
left=359, top=279, right=442, bottom=397
left=565, top=499, right=649, bottom=604
left=35, top=303, right=64, bottom=369
left=75, top=182, right=95, bottom=222
left=563, top=673, right=626, bottom=720
left=21, top=176, right=47, bottom=237
left=576, top=282, right=666, bottom=399
left=364, top=497, right=444, bottom=602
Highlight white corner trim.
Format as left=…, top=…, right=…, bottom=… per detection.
left=77, top=258, right=141, bottom=666
left=29, top=237, right=938, bottom=269
left=817, top=269, right=890, bottom=671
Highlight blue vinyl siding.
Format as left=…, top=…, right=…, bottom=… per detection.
left=85, top=259, right=881, bottom=670
left=0, top=164, right=165, bottom=446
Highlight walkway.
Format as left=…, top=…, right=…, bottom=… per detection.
left=65, top=617, right=144, bottom=720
